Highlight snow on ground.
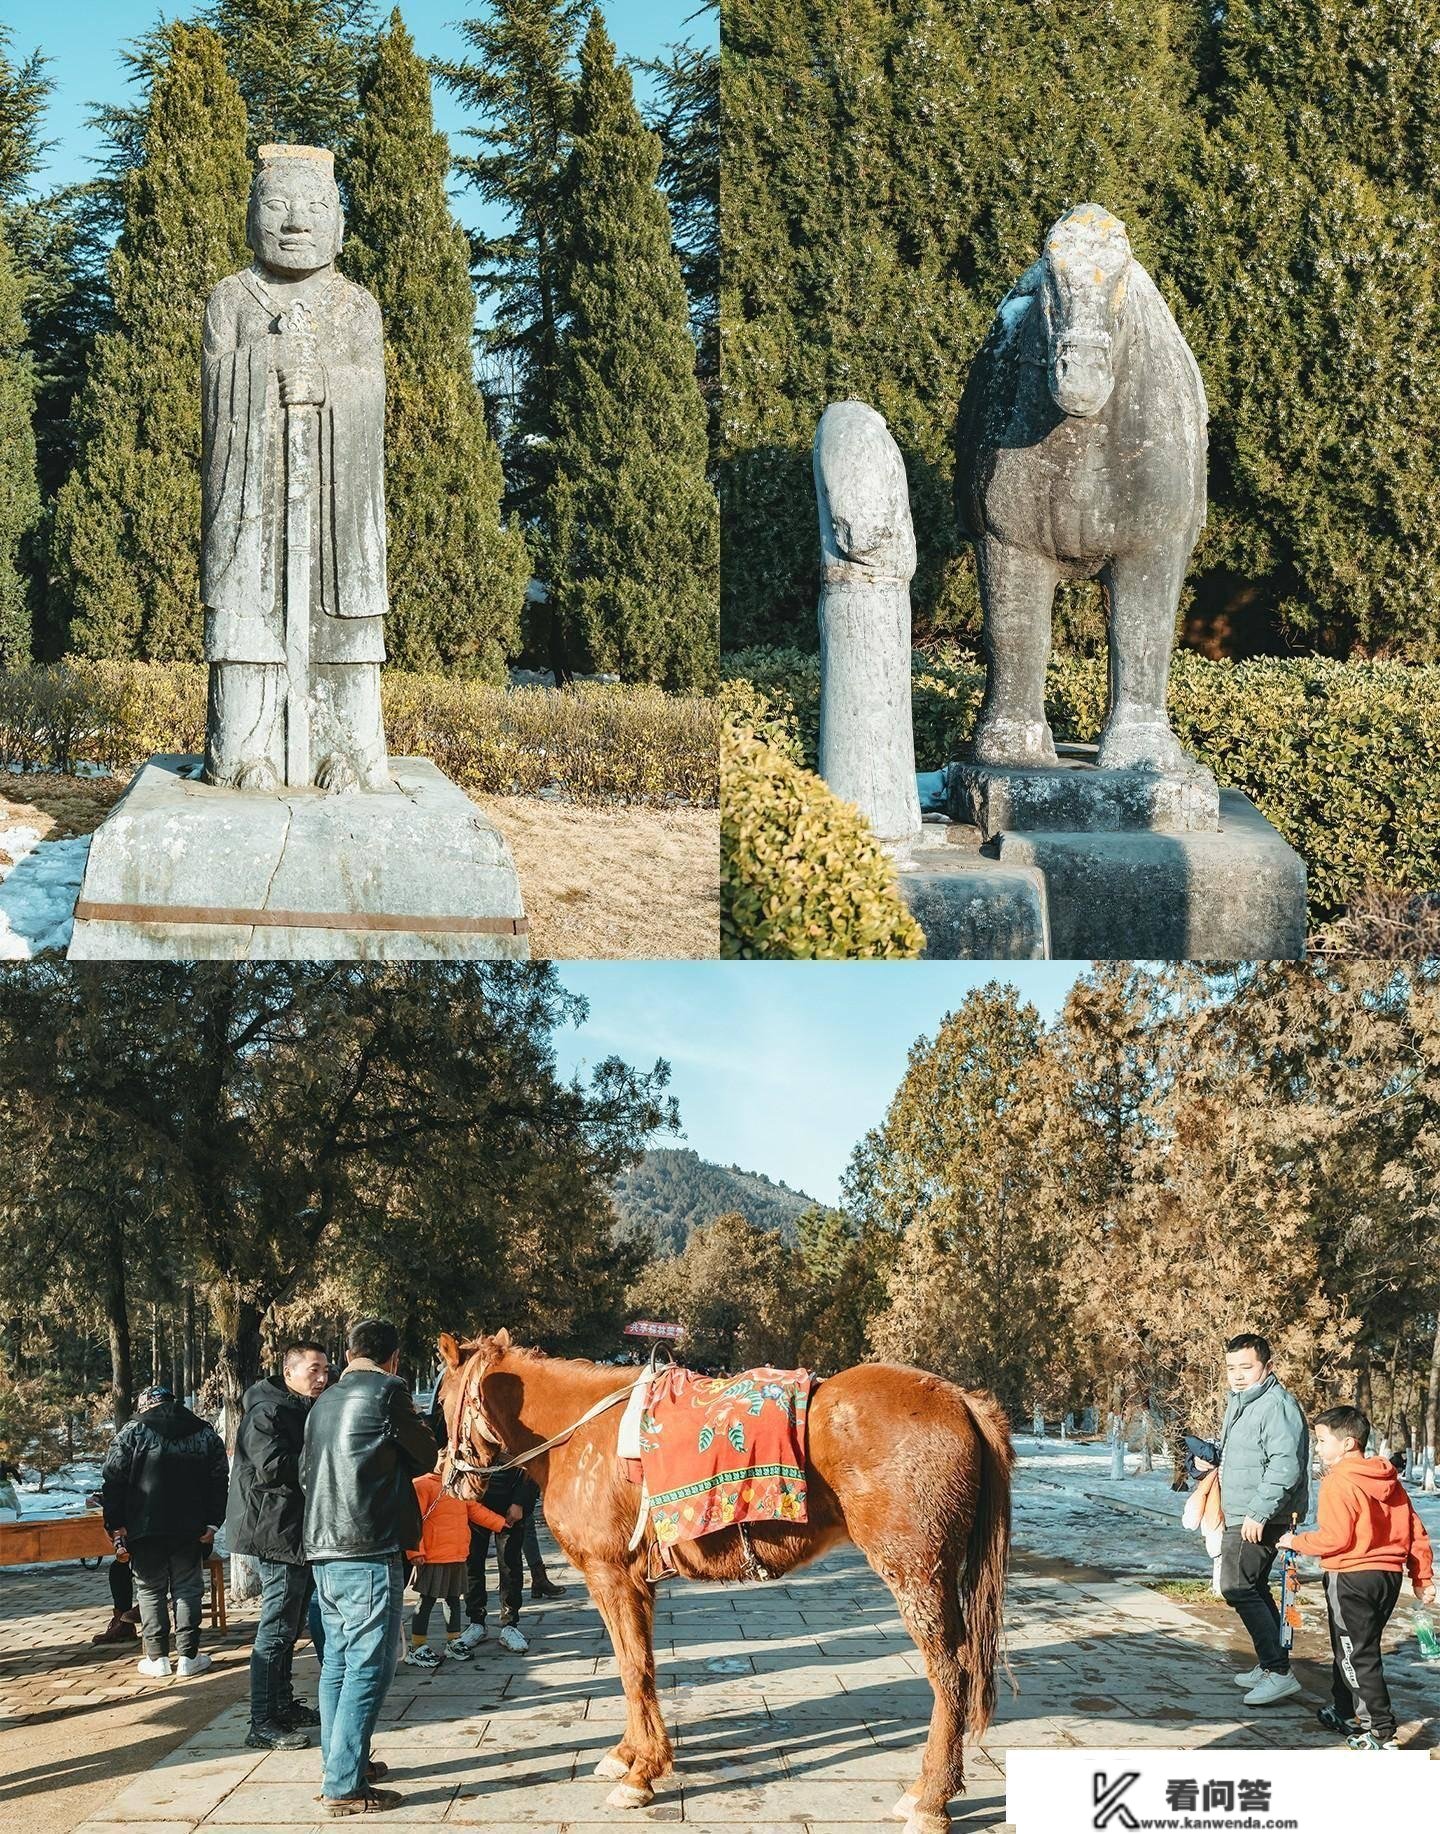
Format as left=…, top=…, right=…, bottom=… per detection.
left=0, top=822, right=88, bottom=957
left=1012, top=1434, right=1440, bottom=1580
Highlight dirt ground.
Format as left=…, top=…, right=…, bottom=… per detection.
left=0, top=774, right=719, bottom=959
left=474, top=794, right=718, bottom=959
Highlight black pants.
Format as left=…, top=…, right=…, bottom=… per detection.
left=465, top=1523, right=523, bottom=1627
left=1218, top=1524, right=1288, bottom=1673
left=108, top=1558, right=134, bottom=1614
left=522, top=1512, right=548, bottom=1583
left=413, top=1592, right=463, bottom=1638
left=1324, top=1568, right=1403, bottom=1741
left=129, top=1535, right=204, bottom=1660
left=250, top=1558, right=314, bottom=1729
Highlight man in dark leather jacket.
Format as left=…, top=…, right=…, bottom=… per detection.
left=225, top=1342, right=330, bottom=1751
left=302, top=1319, right=436, bottom=1814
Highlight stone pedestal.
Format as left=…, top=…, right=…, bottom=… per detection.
left=896, top=780, right=1306, bottom=962
left=67, top=754, right=529, bottom=961
left=948, top=745, right=1219, bottom=836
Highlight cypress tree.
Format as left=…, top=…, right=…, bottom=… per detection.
left=206, top=0, right=377, bottom=154
left=52, top=24, right=250, bottom=660
left=721, top=0, right=1199, bottom=649
left=547, top=11, right=717, bottom=690
left=0, top=221, right=40, bottom=665
left=1173, top=0, right=1440, bottom=658
left=343, top=8, right=529, bottom=679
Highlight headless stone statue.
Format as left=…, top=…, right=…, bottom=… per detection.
left=813, top=401, right=922, bottom=851
left=201, top=144, right=391, bottom=794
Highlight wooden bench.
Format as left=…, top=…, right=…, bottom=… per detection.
left=0, top=1513, right=227, bottom=1631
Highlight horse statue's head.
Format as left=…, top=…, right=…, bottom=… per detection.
left=1037, top=204, right=1133, bottom=419
left=435, top=1328, right=513, bottom=1502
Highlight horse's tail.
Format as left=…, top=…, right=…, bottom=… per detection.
left=956, top=1388, right=1013, bottom=1735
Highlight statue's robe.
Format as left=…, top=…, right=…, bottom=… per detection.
left=200, top=264, right=388, bottom=665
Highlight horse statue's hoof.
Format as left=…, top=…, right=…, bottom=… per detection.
left=892, top=1791, right=919, bottom=1820
left=234, top=758, right=279, bottom=793
left=314, top=752, right=359, bottom=795
left=594, top=1755, right=630, bottom=1780
left=606, top=1782, right=654, bottom=1808
left=1095, top=719, right=1189, bottom=775
left=971, top=716, right=1058, bottom=768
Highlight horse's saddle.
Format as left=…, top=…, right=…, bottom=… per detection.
left=621, top=1365, right=814, bottom=1552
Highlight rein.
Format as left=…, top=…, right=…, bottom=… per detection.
left=441, top=1349, right=647, bottom=1492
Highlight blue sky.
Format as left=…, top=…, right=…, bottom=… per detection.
left=4, top=1, right=708, bottom=234
left=549, top=963, right=1087, bottom=1207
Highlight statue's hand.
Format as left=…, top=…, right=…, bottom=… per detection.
left=273, top=331, right=326, bottom=406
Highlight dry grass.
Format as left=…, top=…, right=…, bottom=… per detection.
left=474, top=794, right=719, bottom=959
left=0, top=772, right=128, bottom=865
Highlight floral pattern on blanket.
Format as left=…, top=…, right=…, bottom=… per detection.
left=640, top=1365, right=813, bottom=1546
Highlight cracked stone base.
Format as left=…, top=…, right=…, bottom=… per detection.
left=949, top=742, right=1220, bottom=837
left=899, top=833, right=1051, bottom=959
left=67, top=753, right=529, bottom=961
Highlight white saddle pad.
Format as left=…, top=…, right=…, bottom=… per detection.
left=618, top=1373, right=651, bottom=1461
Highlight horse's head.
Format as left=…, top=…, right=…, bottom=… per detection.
left=436, top=1328, right=513, bottom=1502
left=1038, top=204, right=1132, bottom=419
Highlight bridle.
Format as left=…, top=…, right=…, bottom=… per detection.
left=439, top=1345, right=649, bottom=1494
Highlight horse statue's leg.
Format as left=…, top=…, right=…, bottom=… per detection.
left=1096, top=540, right=1192, bottom=772
left=972, top=535, right=1061, bottom=766
left=584, top=1560, right=673, bottom=1807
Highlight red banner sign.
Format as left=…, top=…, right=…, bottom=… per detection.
left=623, top=1320, right=685, bottom=1340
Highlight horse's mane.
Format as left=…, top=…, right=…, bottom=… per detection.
left=456, top=1335, right=608, bottom=1374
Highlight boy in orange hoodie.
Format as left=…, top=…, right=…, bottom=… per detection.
left=403, top=1463, right=520, bottom=1669
left=1277, top=1405, right=1435, bottom=1750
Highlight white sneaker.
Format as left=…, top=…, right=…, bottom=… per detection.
left=176, top=1653, right=212, bottom=1678
left=453, top=1622, right=487, bottom=1652
left=402, top=1645, right=442, bottom=1669
left=497, top=1623, right=528, bottom=1653
left=137, top=1655, right=172, bottom=1679
left=1244, top=1670, right=1303, bottom=1707
left=1233, top=1664, right=1266, bottom=1688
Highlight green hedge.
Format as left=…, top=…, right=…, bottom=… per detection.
left=723, top=648, right=1440, bottom=925
left=0, top=660, right=718, bottom=807
left=721, top=688, right=924, bottom=959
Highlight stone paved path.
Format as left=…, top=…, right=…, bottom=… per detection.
left=7, top=1539, right=1437, bottom=1834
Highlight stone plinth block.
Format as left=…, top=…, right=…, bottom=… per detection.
left=899, top=840, right=1050, bottom=960
left=949, top=744, right=1220, bottom=837
left=996, top=789, right=1304, bottom=960
left=67, top=754, right=529, bottom=961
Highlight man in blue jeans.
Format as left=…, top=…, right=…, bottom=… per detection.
left=301, top=1319, right=436, bottom=1816
left=224, top=1342, right=331, bottom=1749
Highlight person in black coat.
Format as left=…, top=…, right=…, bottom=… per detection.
left=225, top=1342, right=331, bottom=1750
left=100, top=1385, right=228, bottom=1679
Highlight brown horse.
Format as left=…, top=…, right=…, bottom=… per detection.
left=435, top=1330, right=1012, bottom=1834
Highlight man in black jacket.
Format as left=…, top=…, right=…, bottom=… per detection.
left=101, top=1385, right=229, bottom=1680
left=302, top=1319, right=436, bottom=1816
left=225, top=1342, right=330, bottom=1751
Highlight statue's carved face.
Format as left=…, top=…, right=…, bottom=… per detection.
left=1040, top=206, right=1132, bottom=419
left=249, top=162, right=343, bottom=276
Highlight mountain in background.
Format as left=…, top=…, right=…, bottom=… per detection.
left=611, top=1148, right=823, bottom=1255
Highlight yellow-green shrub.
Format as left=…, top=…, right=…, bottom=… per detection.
left=721, top=707, right=924, bottom=960
left=724, top=646, right=1440, bottom=924
left=0, top=660, right=718, bottom=807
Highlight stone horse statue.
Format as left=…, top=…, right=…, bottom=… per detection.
left=955, top=204, right=1208, bottom=773
left=437, top=1330, right=1013, bottom=1834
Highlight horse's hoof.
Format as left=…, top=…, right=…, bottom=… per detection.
left=903, top=1813, right=950, bottom=1834
left=892, top=1792, right=919, bottom=1820
left=594, top=1755, right=630, bottom=1780
left=1095, top=719, right=1189, bottom=775
left=606, top=1783, right=654, bottom=1808
left=315, top=752, right=359, bottom=795
left=971, top=716, right=1057, bottom=768
left=235, top=758, right=279, bottom=793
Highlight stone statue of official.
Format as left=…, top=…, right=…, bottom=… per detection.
left=201, top=144, right=391, bottom=794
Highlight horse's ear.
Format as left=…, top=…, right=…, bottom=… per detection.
left=493, top=1327, right=511, bottom=1351
left=437, top=1333, right=462, bottom=1372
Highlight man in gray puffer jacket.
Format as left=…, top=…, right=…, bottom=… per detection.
left=1206, top=1333, right=1309, bottom=1709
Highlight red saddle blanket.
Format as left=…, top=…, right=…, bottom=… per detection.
left=639, top=1365, right=814, bottom=1546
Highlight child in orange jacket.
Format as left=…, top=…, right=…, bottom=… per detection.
left=404, top=1465, right=520, bottom=1668
left=1277, top=1404, right=1435, bottom=1749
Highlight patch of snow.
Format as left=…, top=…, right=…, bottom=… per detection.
left=0, top=824, right=89, bottom=957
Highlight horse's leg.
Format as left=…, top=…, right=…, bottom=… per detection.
left=1096, top=539, right=1192, bottom=771
left=865, top=1556, right=969, bottom=1834
left=973, top=536, right=1060, bottom=765
left=585, top=1562, right=672, bottom=1807
left=582, top=1583, right=639, bottom=1780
